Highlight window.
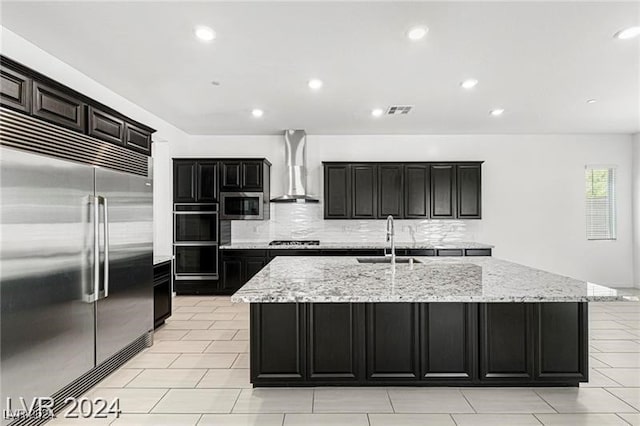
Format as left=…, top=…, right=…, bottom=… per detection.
left=585, top=166, right=616, bottom=240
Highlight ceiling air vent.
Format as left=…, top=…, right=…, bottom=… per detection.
left=386, top=105, right=413, bottom=115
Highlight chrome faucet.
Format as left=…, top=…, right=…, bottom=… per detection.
left=385, top=215, right=396, bottom=265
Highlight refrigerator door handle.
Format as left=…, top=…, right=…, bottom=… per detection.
left=93, top=195, right=101, bottom=302
left=98, top=196, right=110, bottom=299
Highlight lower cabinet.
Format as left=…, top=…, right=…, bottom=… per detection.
left=250, top=302, right=588, bottom=386
left=221, top=250, right=270, bottom=294
left=153, top=261, right=172, bottom=328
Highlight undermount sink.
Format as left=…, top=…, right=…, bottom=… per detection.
left=357, top=257, right=422, bottom=264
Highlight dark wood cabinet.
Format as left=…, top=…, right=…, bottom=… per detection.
left=125, top=122, right=152, bottom=155
left=242, top=161, right=263, bottom=191
left=404, top=164, right=429, bottom=218
left=221, top=161, right=242, bottom=191
left=173, top=159, right=218, bottom=203
left=308, top=304, right=361, bottom=381
left=153, top=260, right=172, bottom=328
left=457, top=164, right=482, bottom=219
left=87, top=106, right=125, bottom=146
left=251, top=303, right=306, bottom=383
left=173, top=160, right=197, bottom=202
left=420, top=303, right=475, bottom=382
left=32, top=81, right=85, bottom=132
left=324, top=164, right=351, bottom=219
left=1, top=55, right=155, bottom=155
left=366, top=303, right=419, bottom=380
left=430, top=164, right=456, bottom=219
left=535, top=303, right=588, bottom=382
left=323, top=162, right=482, bottom=220
left=0, top=65, right=31, bottom=113
left=352, top=164, right=377, bottom=219
left=480, top=303, right=534, bottom=381
left=220, top=249, right=269, bottom=294
left=220, top=160, right=264, bottom=191
left=378, top=164, right=403, bottom=218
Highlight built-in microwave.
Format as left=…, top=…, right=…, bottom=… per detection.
left=220, top=192, right=264, bottom=220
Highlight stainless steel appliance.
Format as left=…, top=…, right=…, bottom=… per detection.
left=173, top=203, right=219, bottom=280
left=270, top=129, right=319, bottom=203
left=220, top=192, right=264, bottom=220
left=0, top=107, right=153, bottom=425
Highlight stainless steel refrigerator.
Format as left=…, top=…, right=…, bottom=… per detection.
left=0, top=108, right=153, bottom=424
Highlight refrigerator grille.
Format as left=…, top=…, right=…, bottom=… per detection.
left=6, top=333, right=151, bottom=426
left=0, top=107, right=149, bottom=177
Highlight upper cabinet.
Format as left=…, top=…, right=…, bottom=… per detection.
left=0, top=55, right=155, bottom=155
left=0, top=65, right=31, bottom=113
left=323, top=162, right=482, bottom=220
left=173, top=160, right=218, bottom=203
left=220, top=160, right=265, bottom=192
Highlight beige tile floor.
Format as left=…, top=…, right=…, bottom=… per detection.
left=47, top=296, right=640, bottom=426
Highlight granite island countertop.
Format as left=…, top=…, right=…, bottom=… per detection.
left=231, top=256, right=636, bottom=303
left=220, top=241, right=494, bottom=250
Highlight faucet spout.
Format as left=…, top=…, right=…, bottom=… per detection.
left=385, top=215, right=396, bottom=265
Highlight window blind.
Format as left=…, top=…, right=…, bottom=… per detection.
left=585, top=166, right=616, bottom=240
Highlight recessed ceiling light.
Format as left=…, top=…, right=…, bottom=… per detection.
left=587, top=99, right=597, bottom=104
left=461, top=79, right=479, bottom=90
left=308, top=79, right=323, bottom=90
left=490, top=108, right=505, bottom=117
left=194, top=25, right=216, bottom=42
left=251, top=109, right=264, bottom=118
left=614, top=26, right=640, bottom=40
left=407, top=26, right=429, bottom=41
left=371, top=108, right=384, bottom=117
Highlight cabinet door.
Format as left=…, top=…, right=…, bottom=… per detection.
left=251, top=304, right=306, bottom=382
left=308, top=304, right=361, bottom=381
left=430, top=164, right=456, bottom=219
left=87, top=106, right=125, bottom=146
left=221, top=162, right=242, bottom=191
left=378, top=164, right=403, bottom=218
left=366, top=303, right=419, bottom=380
left=197, top=161, right=218, bottom=202
left=32, top=81, right=85, bottom=131
left=352, top=164, right=377, bottom=219
left=421, top=303, right=475, bottom=381
left=324, top=165, right=351, bottom=218
left=245, top=257, right=268, bottom=282
left=173, top=160, right=196, bottom=202
left=221, top=257, right=243, bottom=292
left=404, top=164, right=429, bottom=218
left=535, top=303, right=587, bottom=381
left=242, top=161, right=263, bottom=191
left=457, top=164, right=481, bottom=219
left=125, top=122, right=152, bottom=155
left=0, top=65, right=31, bottom=113
left=480, top=303, right=534, bottom=381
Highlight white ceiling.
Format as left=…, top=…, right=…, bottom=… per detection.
left=1, top=1, right=639, bottom=135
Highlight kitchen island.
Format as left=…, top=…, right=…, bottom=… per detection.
left=231, top=256, right=634, bottom=387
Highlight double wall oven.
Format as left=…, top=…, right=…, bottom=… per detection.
left=173, top=203, right=219, bottom=280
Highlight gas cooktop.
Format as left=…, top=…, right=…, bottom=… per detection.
left=268, top=240, right=321, bottom=246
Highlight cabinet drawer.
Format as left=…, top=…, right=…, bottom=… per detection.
left=0, top=65, right=31, bottom=112
left=32, top=81, right=85, bottom=131
left=87, top=106, right=125, bottom=145
left=436, top=249, right=463, bottom=257
left=465, top=249, right=492, bottom=257
left=125, top=122, right=152, bottom=155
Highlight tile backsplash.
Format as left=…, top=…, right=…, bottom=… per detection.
left=231, top=203, right=481, bottom=244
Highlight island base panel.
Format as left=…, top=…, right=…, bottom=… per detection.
left=249, top=302, right=588, bottom=387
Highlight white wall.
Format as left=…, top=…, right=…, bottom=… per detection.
left=166, top=134, right=635, bottom=287
left=0, top=27, right=190, bottom=255
left=633, top=133, right=640, bottom=288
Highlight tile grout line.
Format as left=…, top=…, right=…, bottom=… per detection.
left=458, top=389, right=477, bottom=414
left=531, top=413, right=545, bottom=425
left=449, top=413, right=459, bottom=426
left=145, top=388, right=171, bottom=415
left=531, top=389, right=560, bottom=414
left=614, top=412, right=635, bottom=426
left=229, top=386, right=243, bottom=414
left=385, top=388, right=394, bottom=413
left=602, top=387, right=640, bottom=412
left=593, top=369, right=627, bottom=387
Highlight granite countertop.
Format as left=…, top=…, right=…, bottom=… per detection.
left=220, top=241, right=494, bottom=250
left=154, top=255, right=173, bottom=265
left=231, top=256, right=636, bottom=304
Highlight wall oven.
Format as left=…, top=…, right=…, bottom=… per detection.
left=173, top=203, right=218, bottom=280
left=220, top=192, right=264, bottom=220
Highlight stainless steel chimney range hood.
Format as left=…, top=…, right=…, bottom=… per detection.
left=270, top=129, right=319, bottom=203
